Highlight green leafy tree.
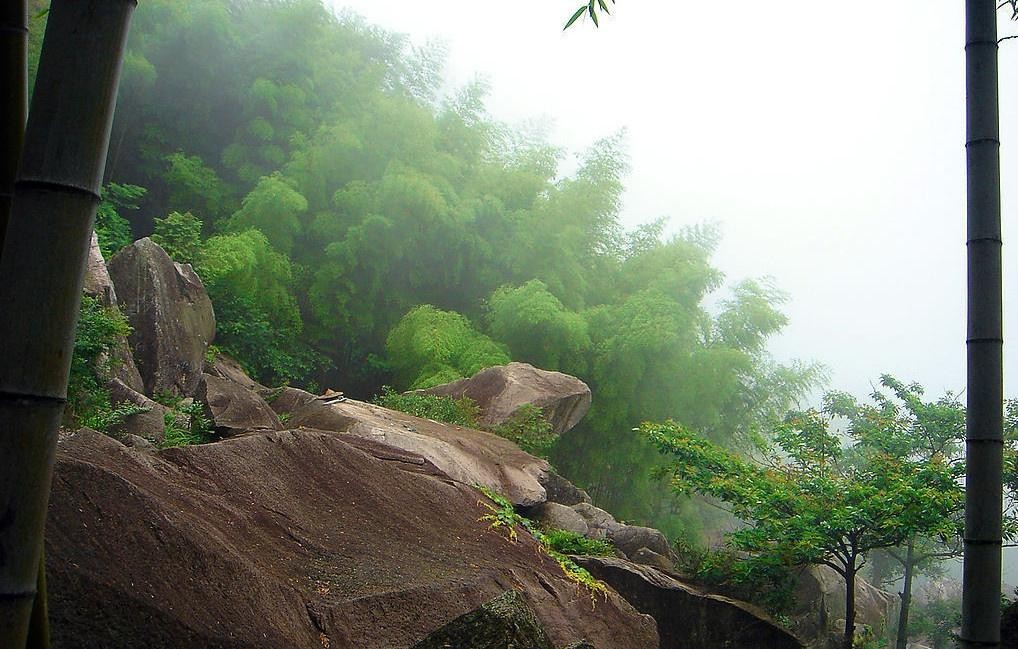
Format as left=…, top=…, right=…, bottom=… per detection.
left=227, top=172, right=307, bottom=254
left=95, top=182, right=145, bottom=257
left=163, top=151, right=229, bottom=219
left=644, top=403, right=964, bottom=649
left=384, top=305, right=509, bottom=389
left=151, top=210, right=202, bottom=264
left=486, top=279, right=591, bottom=371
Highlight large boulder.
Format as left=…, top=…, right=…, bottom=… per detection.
left=607, top=525, right=673, bottom=562
left=288, top=397, right=552, bottom=506
left=410, top=590, right=554, bottom=649
left=46, top=429, right=658, bottom=649
left=790, top=565, right=897, bottom=649
left=108, top=237, right=215, bottom=397
left=576, top=556, right=804, bottom=649
left=424, top=362, right=592, bottom=434
left=196, top=373, right=281, bottom=437
left=526, top=502, right=590, bottom=536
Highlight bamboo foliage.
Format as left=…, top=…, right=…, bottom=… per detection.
left=0, top=1, right=27, bottom=254
left=961, top=1, right=1004, bottom=647
left=0, top=1, right=136, bottom=646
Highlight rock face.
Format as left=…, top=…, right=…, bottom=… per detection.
left=196, top=373, right=281, bottom=436
left=108, top=237, right=216, bottom=397
left=410, top=590, right=555, bottom=649
left=46, top=429, right=658, bottom=649
left=576, top=556, right=804, bottom=649
left=790, top=566, right=897, bottom=649
left=288, top=397, right=552, bottom=506
left=424, top=362, right=592, bottom=434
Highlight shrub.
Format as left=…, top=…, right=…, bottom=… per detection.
left=489, top=404, right=555, bottom=458
left=159, top=400, right=212, bottom=449
left=476, top=486, right=609, bottom=603
left=65, top=295, right=143, bottom=433
left=541, top=529, right=614, bottom=557
left=372, top=386, right=480, bottom=428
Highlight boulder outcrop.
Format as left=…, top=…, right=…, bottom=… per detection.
left=575, top=556, right=804, bottom=649
left=424, top=362, right=592, bottom=434
left=287, top=397, right=552, bottom=506
left=196, top=373, right=281, bottom=436
left=108, top=237, right=215, bottom=397
left=46, top=429, right=658, bottom=649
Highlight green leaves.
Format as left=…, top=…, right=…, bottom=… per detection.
left=564, top=0, right=615, bottom=29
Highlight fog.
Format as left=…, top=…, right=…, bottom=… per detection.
left=331, top=0, right=1018, bottom=583
left=332, top=0, right=1018, bottom=403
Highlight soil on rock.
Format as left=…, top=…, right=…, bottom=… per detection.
left=46, top=429, right=658, bottom=649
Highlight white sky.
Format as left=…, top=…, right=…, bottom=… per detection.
left=330, top=0, right=1018, bottom=405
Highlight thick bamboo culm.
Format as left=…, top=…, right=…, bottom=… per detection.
left=0, top=1, right=137, bottom=647
left=0, top=1, right=27, bottom=253
left=960, top=1, right=1004, bottom=647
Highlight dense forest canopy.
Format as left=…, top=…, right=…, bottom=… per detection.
left=29, top=0, right=823, bottom=536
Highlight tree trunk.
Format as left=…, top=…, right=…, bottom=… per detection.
left=0, top=1, right=136, bottom=646
left=895, top=538, right=916, bottom=649
left=843, top=559, right=857, bottom=649
left=0, top=0, right=27, bottom=254
left=961, top=1, right=1004, bottom=648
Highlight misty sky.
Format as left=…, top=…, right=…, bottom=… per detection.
left=331, top=1, right=1018, bottom=406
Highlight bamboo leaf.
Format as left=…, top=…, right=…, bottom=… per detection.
left=563, top=5, right=585, bottom=30
left=588, top=3, right=599, bottom=28
left=598, top=0, right=610, bottom=15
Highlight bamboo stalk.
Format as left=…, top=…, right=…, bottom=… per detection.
left=0, top=1, right=136, bottom=646
left=0, top=0, right=27, bottom=254
left=960, top=1, right=1004, bottom=647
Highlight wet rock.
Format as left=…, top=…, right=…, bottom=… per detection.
left=46, top=429, right=658, bottom=649
left=576, top=556, right=803, bottom=649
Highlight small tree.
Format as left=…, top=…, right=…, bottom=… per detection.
left=644, top=401, right=963, bottom=649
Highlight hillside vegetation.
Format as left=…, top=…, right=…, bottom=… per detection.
left=32, top=0, right=821, bottom=537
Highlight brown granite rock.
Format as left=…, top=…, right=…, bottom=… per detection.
left=108, top=238, right=215, bottom=397
left=46, top=429, right=659, bottom=649
left=575, top=556, right=803, bottom=649
left=196, top=373, right=280, bottom=436
left=424, top=362, right=591, bottom=434
left=288, top=397, right=551, bottom=506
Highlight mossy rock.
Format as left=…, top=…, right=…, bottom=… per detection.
left=411, top=590, right=556, bottom=649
